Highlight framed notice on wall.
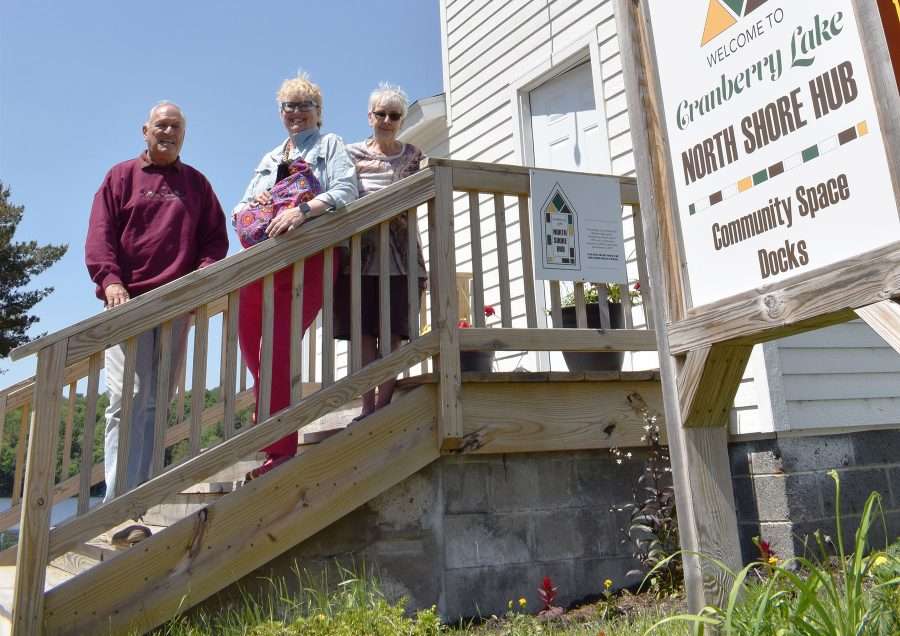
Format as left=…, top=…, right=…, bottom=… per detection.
left=529, top=169, right=628, bottom=284
left=647, top=0, right=900, bottom=308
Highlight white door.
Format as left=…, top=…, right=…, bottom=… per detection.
left=528, top=62, right=616, bottom=371
left=529, top=62, right=611, bottom=173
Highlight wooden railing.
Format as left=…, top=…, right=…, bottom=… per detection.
left=3, top=159, right=657, bottom=634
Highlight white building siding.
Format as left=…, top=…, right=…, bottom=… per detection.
left=764, top=321, right=900, bottom=432
left=436, top=0, right=769, bottom=422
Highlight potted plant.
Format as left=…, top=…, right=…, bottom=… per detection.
left=459, top=305, right=496, bottom=372
left=558, top=282, right=640, bottom=372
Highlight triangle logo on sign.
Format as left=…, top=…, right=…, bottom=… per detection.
left=700, top=0, right=770, bottom=46
left=701, top=0, right=738, bottom=46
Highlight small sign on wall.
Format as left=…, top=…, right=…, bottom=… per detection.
left=529, top=169, right=627, bottom=284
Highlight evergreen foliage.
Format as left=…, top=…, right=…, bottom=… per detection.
left=0, top=181, right=68, bottom=358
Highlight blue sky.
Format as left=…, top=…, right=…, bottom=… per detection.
left=0, top=0, right=443, bottom=384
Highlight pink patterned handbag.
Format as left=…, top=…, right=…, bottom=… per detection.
left=233, top=157, right=322, bottom=248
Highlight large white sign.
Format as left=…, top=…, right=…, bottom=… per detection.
left=647, top=0, right=900, bottom=307
left=530, top=169, right=627, bottom=283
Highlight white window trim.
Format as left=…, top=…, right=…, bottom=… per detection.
left=439, top=0, right=452, bottom=126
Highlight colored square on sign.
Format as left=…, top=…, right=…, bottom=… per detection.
left=552, top=193, right=565, bottom=210
left=738, top=177, right=753, bottom=192
left=709, top=191, right=723, bottom=205
left=802, top=145, right=819, bottom=162
left=752, top=169, right=768, bottom=185
left=689, top=203, right=696, bottom=215
left=857, top=120, right=868, bottom=136
left=768, top=162, right=784, bottom=177
left=838, top=126, right=857, bottom=145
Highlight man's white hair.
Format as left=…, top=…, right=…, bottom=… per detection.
left=147, top=100, right=187, bottom=125
left=368, top=83, right=409, bottom=120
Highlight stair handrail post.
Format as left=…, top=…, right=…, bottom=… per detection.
left=12, top=339, right=68, bottom=636
left=428, top=166, right=463, bottom=450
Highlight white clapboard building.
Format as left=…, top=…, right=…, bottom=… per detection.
left=394, top=0, right=900, bottom=441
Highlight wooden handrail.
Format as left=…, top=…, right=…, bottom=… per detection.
left=422, top=157, right=640, bottom=204
left=10, top=169, right=436, bottom=365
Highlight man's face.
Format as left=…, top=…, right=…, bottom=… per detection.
left=142, top=105, right=186, bottom=165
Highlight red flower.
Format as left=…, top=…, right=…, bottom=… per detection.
left=484, top=305, right=496, bottom=317
left=633, top=281, right=641, bottom=291
left=538, top=575, right=558, bottom=611
left=457, top=319, right=472, bottom=329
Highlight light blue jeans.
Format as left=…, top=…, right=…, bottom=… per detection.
left=103, top=317, right=189, bottom=502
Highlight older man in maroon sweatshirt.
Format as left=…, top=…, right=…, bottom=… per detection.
left=86, top=101, right=228, bottom=503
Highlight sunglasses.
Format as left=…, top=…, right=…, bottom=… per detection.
left=281, top=101, right=318, bottom=113
left=372, top=110, right=403, bottom=122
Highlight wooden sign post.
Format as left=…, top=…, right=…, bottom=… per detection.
left=615, top=0, right=900, bottom=612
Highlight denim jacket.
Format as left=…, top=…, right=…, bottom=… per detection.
left=234, top=128, right=358, bottom=215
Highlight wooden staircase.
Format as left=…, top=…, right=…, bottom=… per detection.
left=0, top=159, right=656, bottom=634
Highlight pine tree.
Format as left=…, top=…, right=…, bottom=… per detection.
left=0, top=181, right=68, bottom=357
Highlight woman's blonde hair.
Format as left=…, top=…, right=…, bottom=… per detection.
left=277, top=72, right=323, bottom=127
left=368, top=82, right=409, bottom=120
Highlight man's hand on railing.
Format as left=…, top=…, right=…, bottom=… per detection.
left=104, top=283, right=130, bottom=309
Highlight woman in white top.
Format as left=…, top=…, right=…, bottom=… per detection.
left=334, top=83, right=427, bottom=420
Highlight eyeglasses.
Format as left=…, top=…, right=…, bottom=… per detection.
left=372, top=110, right=403, bottom=122
left=281, top=101, right=318, bottom=113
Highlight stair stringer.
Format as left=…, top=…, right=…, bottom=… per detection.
left=42, top=385, right=439, bottom=636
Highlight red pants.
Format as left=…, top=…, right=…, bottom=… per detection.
left=238, top=250, right=339, bottom=458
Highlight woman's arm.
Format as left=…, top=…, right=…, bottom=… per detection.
left=313, top=134, right=359, bottom=211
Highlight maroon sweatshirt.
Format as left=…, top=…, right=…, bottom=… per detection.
left=85, top=153, right=229, bottom=300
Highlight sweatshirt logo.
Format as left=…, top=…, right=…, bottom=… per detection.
left=701, top=0, right=770, bottom=46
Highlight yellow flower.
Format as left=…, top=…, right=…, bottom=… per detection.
left=872, top=554, right=889, bottom=568
left=315, top=614, right=326, bottom=621
left=767, top=556, right=779, bottom=567
left=603, top=578, right=613, bottom=590
left=518, top=597, right=527, bottom=608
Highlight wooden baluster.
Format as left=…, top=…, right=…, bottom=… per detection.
left=430, top=167, right=463, bottom=447
left=78, top=352, right=102, bottom=515
left=222, top=292, right=240, bottom=437
left=632, top=204, right=654, bottom=329
left=239, top=355, right=247, bottom=393
left=151, top=321, right=173, bottom=477
left=549, top=281, right=563, bottom=329
left=407, top=209, right=420, bottom=343
left=190, top=306, right=208, bottom=457
left=517, top=194, right=538, bottom=328
left=574, top=283, right=588, bottom=329
left=290, top=261, right=305, bottom=404
left=493, top=193, right=512, bottom=328
left=59, top=382, right=77, bottom=480
left=258, top=274, right=275, bottom=422
left=11, top=339, right=66, bottom=635
left=597, top=283, right=611, bottom=329
left=350, top=234, right=363, bottom=372
left=308, top=316, right=318, bottom=386
left=218, top=307, right=228, bottom=403
left=624, top=279, right=635, bottom=329
left=379, top=222, right=391, bottom=357
left=469, top=193, right=486, bottom=327
left=322, top=247, right=335, bottom=387
left=11, top=401, right=31, bottom=506
left=114, top=337, right=138, bottom=498
left=420, top=292, right=429, bottom=375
